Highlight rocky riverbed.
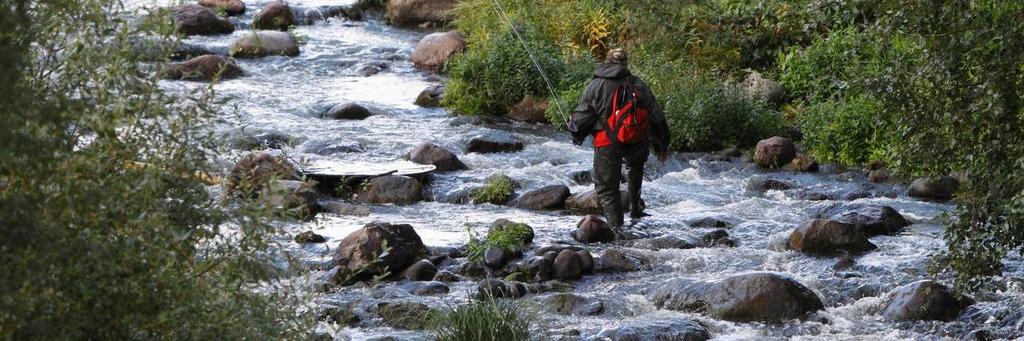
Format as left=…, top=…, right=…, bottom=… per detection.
left=138, top=0, right=1024, bottom=339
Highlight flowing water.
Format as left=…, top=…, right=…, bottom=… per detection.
left=139, top=1, right=1024, bottom=339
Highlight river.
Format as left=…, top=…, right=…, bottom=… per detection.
left=149, top=0, right=1024, bottom=339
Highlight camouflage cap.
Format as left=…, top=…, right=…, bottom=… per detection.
left=605, top=48, right=628, bottom=65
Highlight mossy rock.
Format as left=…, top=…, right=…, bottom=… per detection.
left=471, top=174, right=515, bottom=205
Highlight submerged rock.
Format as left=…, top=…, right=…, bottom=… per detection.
left=653, top=272, right=825, bottom=322
left=229, top=31, right=300, bottom=58
left=595, top=249, right=646, bottom=273
left=332, top=222, right=429, bottom=284
left=689, top=217, right=734, bottom=229
left=356, top=175, right=423, bottom=205
left=908, top=176, right=959, bottom=200
left=514, top=185, right=570, bottom=210
left=788, top=219, right=877, bottom=255
left=170, top=4, right=234, bottom=36
left=198, top=0, right=246, bottom=16
left=542, top=293, right=604, bottom=316
left=401, top=259, right=437, bottom=281
left=415, top=84, right=446, bottom=107
left=322, top=103, right=371, bottom=120
left=820, top=203, right=911, bottom=236
left=386, top=0, right=457, bottom=27
left=411, top=31, right=466, bottom=72
left=746, top=176, right=796, bottom=194
left=573, top=215, right=615, bottom=243
left=466, top=132, right=524, bottom=154
left=376, top=301, right=437, bottom=330
left=410, top=281, right=450, bottom=296
left=477, top=279, right=528, bottom=299
left=403, top=142, right=467, bottom=172
left=294, top=231, right=326, bottom=244
left=163, top=54, right=242, bottom=81
left=753, top=136, right=796, bottom=169
left=252, top=1, right=296, bottom=31
left=881, top=280, right=973, bottom=321
left=593, top=318, right=711, bottom=341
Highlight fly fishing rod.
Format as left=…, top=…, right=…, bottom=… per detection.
left=488, top=0, right=571, bottom=127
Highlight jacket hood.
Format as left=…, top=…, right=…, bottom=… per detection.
left=593, top=63, right=631, bottom=79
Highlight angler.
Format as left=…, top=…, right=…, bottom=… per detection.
left=569, top=48, right=671, bottom=228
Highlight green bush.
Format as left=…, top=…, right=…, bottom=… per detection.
left=431, top=298, right=533, bottom=341
left=799, top=95, right=887, bottom=166
left=444, top=26, right=565, bottom=116
left=0, top=0, right=311, bottom=338
left=471, top=174, right=515, bottom=205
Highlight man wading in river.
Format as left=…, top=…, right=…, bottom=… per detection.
left=569, top=48, right=670, bottom=228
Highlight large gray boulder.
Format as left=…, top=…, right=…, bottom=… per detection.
left=321, top=103, right=371, bottom=120
left=332, top=222, right=429, bottom=284
left=356, top=175, right=423, bottom=205
left=788, top=219, right=877, bottom=255
left=163, top=54, right=242, bottom=81
left=410, top=31, right=466, bottom=72
left=881, top=280, right=973, bottom=321
left=386, top=0, right=458, bottom=27
left=908, top=176, right=959, bottom=200
left=652, top=272, right=824, bottom=322
left=170, top=4, right=234, bottom=36
left=753, top=136, right=796, bottom=169
left=229, top=31, right=300, bottom=58
left=252, top=1, right=295, bottom=31
left=403, top=142, right=467, bottom=172
left=466, top=132, right=524, bottom=154
left=819, top=203, right=911, bottom=236
left=514, top=185, right=570, bottom=210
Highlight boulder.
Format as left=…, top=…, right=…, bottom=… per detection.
left=689, top=217, right=734, bottom=229
left=376, top=301, right=436, bottom=330
left=594, top=318, right=711, bottom=341
left=746, top=176, right=795, bottom=194
left=595, top=249, right=645, bottom=273
left=332, top=222, right=429, bottom=284
left=740, top=71, right=785, bottom=105
left=410, top=31, right=466, bottom=72
left=552, top=250, right=584, bottom=281
left=653, top=272, right=825, bottom=322
left=514, top=185, right=570, bottom=210
left=820, top=203, right=911, bottom=236
left=787, top=219, right=877, bottom=255
left=229, top=31, right=300, bottom=58
left=295, top=231, right=326, bottom=244
left=542, top=293, right=604, bottom=316
left=170, top=42, right=219, bottom=61
left=629, top=235, right=698, bottom=250
left=572, top=215, right=615, bottom=243
left=415, top=84, right=446, bottom=107
left=170, top=4, right=234, bottom=36
left=783, top=154, right=819, bottom=172
left=506, top=96, right=549, bottom=124
left=488, top=219, right=534, bottom=245
left=258, top=180, right=319, bottom=220
left=466, top=132, right=524, bottom=154
left=524, top=257, right=553, bottom=281
left=321, top=103, right=371, bottom=120
left=483, top=247, right=510, bottom=269
left=403, top=142, right=466, bottom=172
left=198, top=0, right=245, bottom=15
left=163, top=54, right=242, bottom=81
left=402, top=259, right=438, bottom=281
left=433, top=270, right=461, bottom=283
left=753, top=136, right=796, bottom=169
left=410, top=281, right=450, bottom=296
left=225, top=152, right=298, bottom=197
left=356, top=175, right=423, bottom=205
left=477, top=279, right=528, bottom=299
left=881, top=280, right=973, bottom=321
left=565, top=190, right=640, bottom=215
left=908, top=176, right=959, bottom=200
left=386, top=0, right=457, bottom=27
left=252, top=1, right=295, bottom=31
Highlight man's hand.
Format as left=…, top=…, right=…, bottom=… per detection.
left=657, top=151, right=669, bottom=163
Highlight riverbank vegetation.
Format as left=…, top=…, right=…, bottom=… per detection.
left=443, top=0, right=1024, bottom=289
left=0, top=0, right=311, bottom=338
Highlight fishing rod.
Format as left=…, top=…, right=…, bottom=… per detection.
left=488, top=0, right=571, bottom=126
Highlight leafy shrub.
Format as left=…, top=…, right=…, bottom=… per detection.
left=799, top=95, right=887, bottom=166
left=444, top=26, right=565, bottom=115
left=431, top=298, right=533, bottom=341
left=465, top=221, right=532, bottom=262
left=471, top=174, right=515, bottom=205
left=0, top=0, right=310, bottom=338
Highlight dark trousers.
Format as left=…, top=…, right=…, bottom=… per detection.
left=593, top=143, right=648, bottom=227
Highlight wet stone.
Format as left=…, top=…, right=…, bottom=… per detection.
left=593, top=318, right=711, bottom=341
left=542, top=293, right=605, bottom=316
left=466, top=132, right=524, bottom=154
left=410, top=281, right=450, bottom=296
left=882, top=280, right=973, bottom=321
left=295, top=231, right=326, bottom=244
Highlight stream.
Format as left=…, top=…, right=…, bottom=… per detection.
left=141, top=0, right=1024, bottom=339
